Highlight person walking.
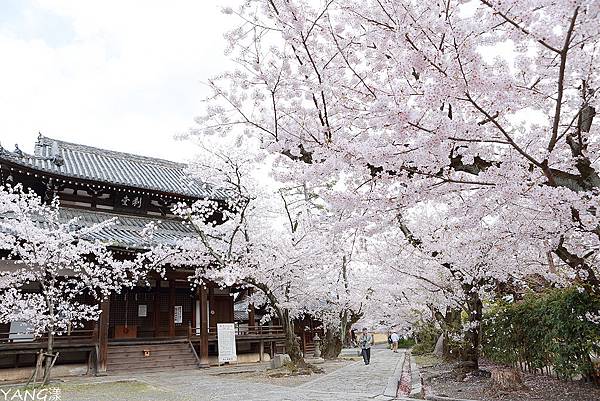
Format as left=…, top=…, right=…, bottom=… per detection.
left=390, top=331, right=400, bottom=353
left=359, top=328, right=374, bottom=365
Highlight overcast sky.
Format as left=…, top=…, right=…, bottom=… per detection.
left=0, top=0, right=233, bottom=162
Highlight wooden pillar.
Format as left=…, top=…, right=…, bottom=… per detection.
left=209, top=287, right=215, bottom=329
left=168, top=280, right=176, bottom=337
left=247, top=288, right=256, bottom=327
left=199, top=285, right=209, bottom=367
left=153, top=279, right=160, bottom=337
left=191, top=285, right=196, bottom=330
left=97, top=299, right=110, bottom=374
left=259, top=339, right=264, bottom=362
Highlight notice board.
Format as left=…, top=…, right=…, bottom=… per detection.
left=217, top=323, right=237, bottom=363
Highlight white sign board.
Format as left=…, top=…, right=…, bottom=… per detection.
left=217, top=323, right=237, bottom=363
left=138, top=304, right=147, bottom=317
left=174, top=306, right=183, bottom=324
left=9, top=321, right=34, bottom=342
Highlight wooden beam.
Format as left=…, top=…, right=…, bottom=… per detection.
left=97, top=299, right=110, bottom=373
left=199, top=285, right=209, bottom=368
left=164, top=270, right=196, bottom=281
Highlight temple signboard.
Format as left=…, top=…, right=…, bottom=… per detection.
left=217, top=323, right=237, bottom=364
left=114, top=192, right=147, bottom=212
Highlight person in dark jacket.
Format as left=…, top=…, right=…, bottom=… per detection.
left=359, top=328, right=374, bottom=365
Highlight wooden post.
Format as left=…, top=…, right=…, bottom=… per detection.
left=153, top=279, right=160, bottom=337
left=89, top=323, right=98, bottom=373
left=259, top=339, right=264, bottom=362
left=209, top=287, right=215, bottom=330
left=168, top=280, right=175, bottom=337
left=191, top=287, right=196, bottom=331
left=248, top=288, right=256, bottom=328
left=97, top=299, right=110, bottom=374
left=199, top=285, right=209, bottom=368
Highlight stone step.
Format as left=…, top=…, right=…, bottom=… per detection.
left=106, top=342, right=198, bottom=373
left=107, top=352, right=197, bottom=364
left=107, top=363, right=199, bottom=375
left=107, top=358, right=197, bottom=369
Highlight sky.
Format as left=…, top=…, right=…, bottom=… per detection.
left=0, top=0, right=234, bottom=162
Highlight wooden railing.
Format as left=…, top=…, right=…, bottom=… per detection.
left=0, top=329, right=97, bottom=345
left=187, top=324, right=285, bottom=338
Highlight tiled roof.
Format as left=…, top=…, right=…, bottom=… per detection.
left=0, top=136, right=228, bottom=200
left=234, top=310, right=249, bottom=321
left=59, top=207, right=196, bottom=250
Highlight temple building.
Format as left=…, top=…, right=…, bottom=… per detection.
left=0, top=135, right=284, bottom=380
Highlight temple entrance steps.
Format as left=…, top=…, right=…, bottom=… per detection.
left=106, top=340, right=199, bottom=374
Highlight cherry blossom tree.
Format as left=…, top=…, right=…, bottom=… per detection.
left=196, top=0, right=599, bottom=286
left=0, top=184, right=152, bottom=384
left=151, top=140, right=335, bottom=364
left=377, top=193, right=553, bottom=366
left=300, top=213, right=371, bottom=359
left=190, top=0, right=600, bottom=368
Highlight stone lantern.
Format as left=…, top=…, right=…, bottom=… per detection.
left=313, top=333, right=321, bottom=358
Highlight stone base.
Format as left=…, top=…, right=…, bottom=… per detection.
left=270, top=354, right=291, bottom=369
left=409, top=354, right=424, bottom=399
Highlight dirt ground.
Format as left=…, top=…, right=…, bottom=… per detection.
left=416, top=354, right=600, bottom=401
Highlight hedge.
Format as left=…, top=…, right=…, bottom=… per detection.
left=482, top=286, right=600, bottom=381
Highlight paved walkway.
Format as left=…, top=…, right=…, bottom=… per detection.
left=55, top=348, right=409, bottom=401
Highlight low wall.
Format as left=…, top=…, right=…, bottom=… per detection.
left=0, top=364, right=88, bottom=383
left=0, top=352, right=272, bottom=382
left=205, top=352, right=271, bottom=366
left=373, top=333, right=388, bottom=344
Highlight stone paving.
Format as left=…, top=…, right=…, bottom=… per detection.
left=52, top=348, right=411, bottom=401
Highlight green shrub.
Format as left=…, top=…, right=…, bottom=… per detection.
left=412, top=341, right=433, bottom=355
left=483, top=286, right=600, bottom=380
left=412, top=320, right=442, bottom=355
left=398, top=337, right=416, bottom=348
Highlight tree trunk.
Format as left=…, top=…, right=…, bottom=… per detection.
left=281, top=309, right=303, bottom=363
left=431, top=306, right=461, bottom=360
left=321, top=309, right=362, bottom=359
left=42, top=297, right=55, bottom=385
left=41, top=284, right=55, bottom=386
left=42, top=329, right=54, bottom=385
left=462, top=288, right=483, bottom=370
left=321, top=310, right=346, bottom=359
left=321, top=327, right=343, bottom=359
left=490, top=367, right=524, bottom=391
left=247, top=280, right=304, bottom=365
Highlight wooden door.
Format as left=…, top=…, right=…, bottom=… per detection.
left=210, top=296, right=234, bottom=329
